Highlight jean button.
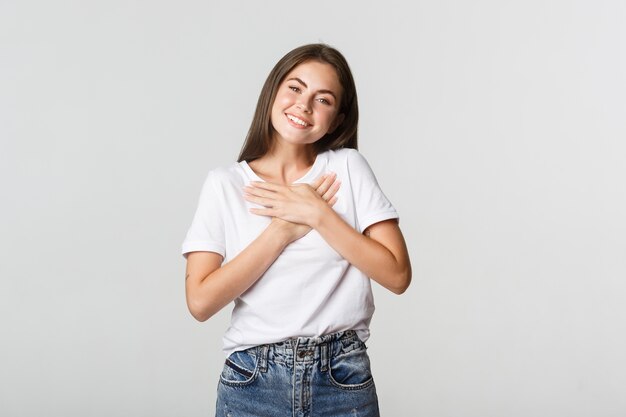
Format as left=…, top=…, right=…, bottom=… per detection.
left=299, top=350, right=312, bottom=358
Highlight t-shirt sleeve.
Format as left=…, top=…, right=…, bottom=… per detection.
left=346, top=149, right=400, bottom=233
left=181, top=171, right=226, bottom=259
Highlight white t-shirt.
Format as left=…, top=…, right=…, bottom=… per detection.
left=181, top=147, right=399, bottom=357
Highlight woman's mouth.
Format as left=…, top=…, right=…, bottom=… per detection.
left=286, top=113, right=311, bottom=128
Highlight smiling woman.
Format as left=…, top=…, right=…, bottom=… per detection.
left=269, top=61, right=346, bottom=152
left=181, top=43, right=411, bottom=417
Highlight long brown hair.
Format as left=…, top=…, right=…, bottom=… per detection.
left=237, top=43, right=359, bottom=163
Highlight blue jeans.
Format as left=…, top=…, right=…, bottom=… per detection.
left=216, top=330, right=380, bottom=417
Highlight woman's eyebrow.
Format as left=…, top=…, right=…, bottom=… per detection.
left=286, top=77, right=337, bottom=100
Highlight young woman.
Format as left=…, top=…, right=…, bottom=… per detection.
left=182, top=43, right=411, bottom=417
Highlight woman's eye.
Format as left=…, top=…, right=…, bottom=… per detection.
left=289, top=86, right=301, bottom=93
left=317, top=98, right=331, bottom=105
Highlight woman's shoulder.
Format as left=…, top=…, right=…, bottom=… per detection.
left=202, top=161, right=246, bottom=186
left=326, top=147, right=364, bottom=162
left=326, top=147, right=373, bottom=170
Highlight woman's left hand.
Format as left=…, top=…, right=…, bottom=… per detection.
left=243, top=173, right=340, bottom=228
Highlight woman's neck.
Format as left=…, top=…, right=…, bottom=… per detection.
left=249, top=142, right=317, bottom=185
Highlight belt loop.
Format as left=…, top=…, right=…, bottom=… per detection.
left=259, top=345, right=268, bottom=373
left=320, top=343, right=329, bottom=372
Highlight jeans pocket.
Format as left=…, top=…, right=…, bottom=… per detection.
left=219, top=348, right=259, bottom=387
left=328, top=345, right=375, bottom=390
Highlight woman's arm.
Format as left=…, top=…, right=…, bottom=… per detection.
left=186, top=219, right=294, bottom=322
left=185, top=174, right=340, bottom=322
left=313, top=209, right=411, bottom=294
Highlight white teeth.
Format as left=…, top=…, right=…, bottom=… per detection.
left=287, top=114, right=309, bottom=126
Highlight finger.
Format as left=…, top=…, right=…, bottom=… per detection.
left=328, top=196, right=338, bottom=207
left=243, top=192, right=275, bottom=208
left=249, top=207, right=275, bottom=217
left=318, top=177, right=340, bottom=201
left=316, top=172, right=337, bottom=196
left=322, top=179, right=341, bottom=201
left=243, top=185, right=278, bottom=199
left=310, top=173, right=329, bottom=190
left=248, top=181, right=283, bottom=192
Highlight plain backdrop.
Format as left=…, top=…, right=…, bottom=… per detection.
left=1, top=0, right=625, bottom=416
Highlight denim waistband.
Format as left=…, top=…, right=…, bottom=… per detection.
left=251, top=330, right=365, bottom=372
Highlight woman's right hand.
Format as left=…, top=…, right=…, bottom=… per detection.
left=271, top=172, right=340, bottom=244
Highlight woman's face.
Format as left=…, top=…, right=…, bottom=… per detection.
left=270, top=60, right=344, bottom=147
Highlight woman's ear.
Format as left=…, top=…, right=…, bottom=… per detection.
left=328, top=113, right=345, bottom=134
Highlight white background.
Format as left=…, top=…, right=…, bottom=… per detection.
left=1, top=0, right=625, bottom=416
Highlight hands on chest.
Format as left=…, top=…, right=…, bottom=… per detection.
left=243, top=172, right=341, bottom=244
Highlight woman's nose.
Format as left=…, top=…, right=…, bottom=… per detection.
left=296, top=96, right=312, bottom=113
